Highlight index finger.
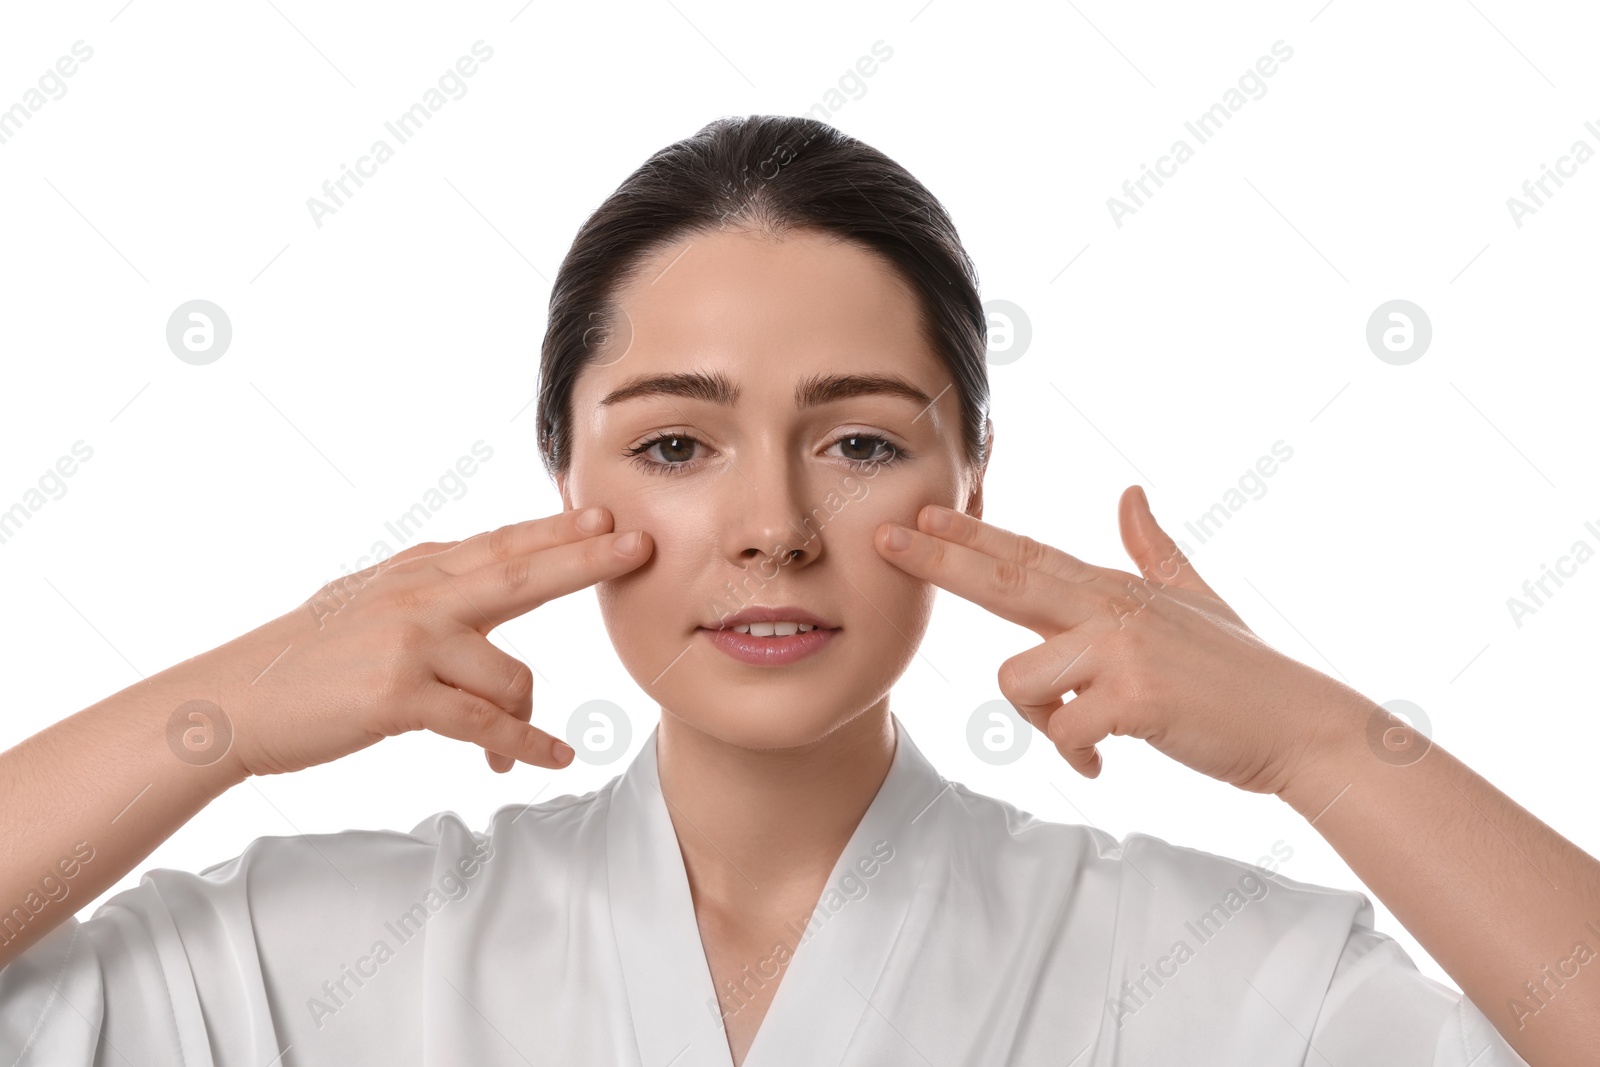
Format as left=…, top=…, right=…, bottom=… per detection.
left=915, top=505, right=1103, bottom=585
left=873, top=517, right=1104, bottom=639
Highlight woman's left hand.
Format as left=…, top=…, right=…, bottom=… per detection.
left=873, top=485, right=1376, bottom=796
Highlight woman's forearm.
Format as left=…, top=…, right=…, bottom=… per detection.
left=0, top=663, right=248, bottom=970
left=1279, top=695, right=1600, bottom=1067
left=0, top=514, right=634, bottom=973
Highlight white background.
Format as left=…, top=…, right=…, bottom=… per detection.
left=2, top=0, right=1597, bottom=998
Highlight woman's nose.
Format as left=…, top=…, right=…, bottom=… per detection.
left=722, top=452, right=822, bottom=571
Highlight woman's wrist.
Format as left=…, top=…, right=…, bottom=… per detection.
left=1274, top=690, right=1387, bottom=820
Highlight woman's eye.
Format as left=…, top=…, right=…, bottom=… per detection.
left=624, top=431, right=907, bottom=476
left=624, top=433, right=701, bottom=473
left=645, top=435, right=697, bottom=464
left=830, top=434, right=900, bottom=465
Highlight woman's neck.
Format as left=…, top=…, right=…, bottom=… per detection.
left=655, top=700, right=897, bottom=909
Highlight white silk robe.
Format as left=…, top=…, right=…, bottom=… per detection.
left=1, top=715, right=1533, bottom=1065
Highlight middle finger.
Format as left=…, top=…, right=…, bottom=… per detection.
left=436, top=507, right=614, bottom=577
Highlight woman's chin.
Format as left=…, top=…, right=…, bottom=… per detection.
left=656, top=696, right=870, bottom=754
left=613, top=626, right=913, bottom=753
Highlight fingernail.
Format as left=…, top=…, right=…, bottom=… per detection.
left=616, top=530, right=645, bottom=556
left=925, top=506, right=952, bottom=532
left=553, top=741, right=575, bottom=765
left=884, top=525, right=911, bottom=551
left=577, top=507, right=607, bottom=533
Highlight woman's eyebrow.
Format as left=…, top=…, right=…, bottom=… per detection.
left=796, top=372, right=936, bottom=409
left=598, top=370, right=935, bottom=410
left=599, top=370, right=737, bottom=408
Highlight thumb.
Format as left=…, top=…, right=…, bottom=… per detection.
left=1117, top=485, right=1218, bottom=598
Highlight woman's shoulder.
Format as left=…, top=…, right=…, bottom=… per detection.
left=75, top=779, right=621, bottom=983
left=930, top=774, right=1372, bottom=926
left=113, top=777, right=623, bottom=935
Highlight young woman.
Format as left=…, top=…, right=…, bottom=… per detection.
left=1, top=115, right=1593, bottom=1067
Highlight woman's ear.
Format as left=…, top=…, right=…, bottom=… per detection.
left=556, top=472, right=573, bottom=511
left=965, top=419, right=992, bottom=521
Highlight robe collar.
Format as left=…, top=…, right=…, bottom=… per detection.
left=605, top=712, right=949, bottom=1067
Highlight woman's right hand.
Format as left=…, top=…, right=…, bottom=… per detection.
left=184, top=506, right=652, bottom=778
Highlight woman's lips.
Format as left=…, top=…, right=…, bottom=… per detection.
left=698, top=625, right=837, bottom=666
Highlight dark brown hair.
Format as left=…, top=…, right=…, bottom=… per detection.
left=535, top=114, right=991, bottom=479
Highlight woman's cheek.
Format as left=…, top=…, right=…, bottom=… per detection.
left=831, top=504, right=935, bottom=630
left=593, top=512, right=705, bottom=655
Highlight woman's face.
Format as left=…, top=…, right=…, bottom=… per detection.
left=557, top=226, right=986, bottom=752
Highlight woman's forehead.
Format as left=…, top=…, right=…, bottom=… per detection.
left=579, top=228, right=948, bottom=402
